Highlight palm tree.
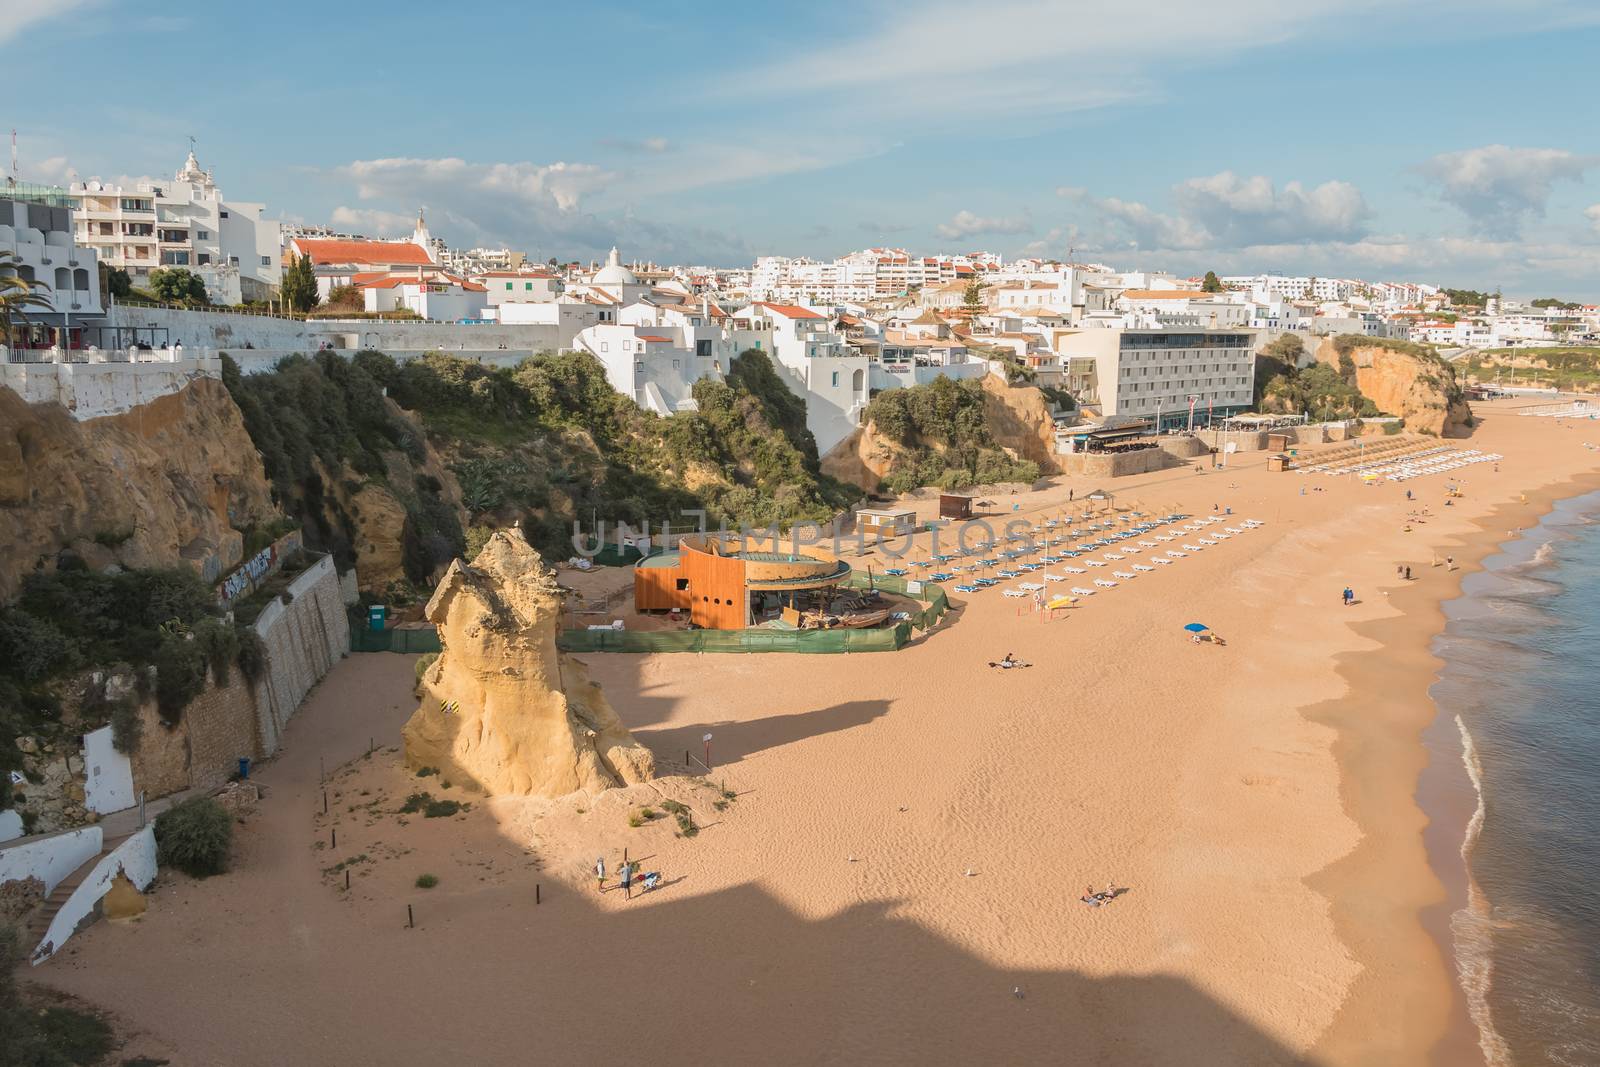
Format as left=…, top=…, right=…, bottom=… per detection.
left=0, top=252, right=55, bottom=350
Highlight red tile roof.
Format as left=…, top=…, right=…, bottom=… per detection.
left=292, top=238, right=435, bottom=267
left=637, top=334, right=673, bottom=343
left=754, top=301, right=825, bottom=320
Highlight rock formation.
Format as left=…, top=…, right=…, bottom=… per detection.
left=1313, top=337, right=1474, bottom=438
left=0, top=378, right=276, bottom=601
left=979, top=376, right=1061, bottom=474
left=402, top=529, right=655, bottom=797
left=821, top=375, right=1060, bottom=491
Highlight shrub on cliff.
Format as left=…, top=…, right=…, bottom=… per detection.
left=865, top=376, right=1039, bottom=493
left=154, top=796, right=234, bottom=877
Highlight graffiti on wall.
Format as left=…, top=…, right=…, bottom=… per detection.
left=217, top=530, right=303, bottom=604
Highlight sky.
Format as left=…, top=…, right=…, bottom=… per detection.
left=5, top=0, right=1600, bottom=296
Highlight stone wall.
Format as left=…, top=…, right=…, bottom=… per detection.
left=1056, top=448, right=1180, bottom=479
left=31, top=825, right=156, bottom=965
left=0, top=355, right=225, bottom=420
left=252, top=554, right=350, bottom=757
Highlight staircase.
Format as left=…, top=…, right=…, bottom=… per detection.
left=24, top=830, right=133, bottom=962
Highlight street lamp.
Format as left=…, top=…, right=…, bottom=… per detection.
left=703, top=733, right=714, bottom=772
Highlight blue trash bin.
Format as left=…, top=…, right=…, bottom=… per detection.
left=238, top=757, right=251, bottom=780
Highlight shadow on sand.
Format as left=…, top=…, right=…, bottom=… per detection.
left=633, top=699, right=892, bottom=769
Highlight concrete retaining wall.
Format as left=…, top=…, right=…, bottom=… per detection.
left=1195, top=429, right=1269, bottom=452
left=31, top=825, right=156, bottom=965
left=0, top=826, right=102, bottom=896
left=109, top=306, right=564, bottom=356
left=252, top=555, right=349, bottom=757
left=1056, top=448, right=1179, bottom=478
left=0, top=354, right=222, bottom=419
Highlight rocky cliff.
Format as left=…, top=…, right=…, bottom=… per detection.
left=979, top=375, right=1061, bottom=474
left=821, top=375, right=1058, bottom=491
left=0, top=378, right=277, bottom=602
left=1314, top=337, right=1474, bottom=438
left=402, top=529, right=654, bottom=797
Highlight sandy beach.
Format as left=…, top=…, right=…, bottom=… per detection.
left=32, top=400, right=1600, bottom=1066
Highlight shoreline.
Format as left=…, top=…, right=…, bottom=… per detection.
left=1305, top=461, right=1600, bottom=1065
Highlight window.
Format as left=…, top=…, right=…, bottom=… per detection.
left=831, top=371, right=839, bottom=386
left=506, top=282, right=514, bottom=290
left=220, top=210, right=229, bottom=219
left=261, top=255, right=271, bottom=266
left=196, top=229, right=210, bottom=240
left=197, top=253, right=210, bottom=265
left=524, top=282, right=532, bottom=290
left=600, top=342, right=609, bottom=352
left=675, top=578, right=689, bottom=591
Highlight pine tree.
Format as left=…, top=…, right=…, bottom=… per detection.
left=281, top=253, right=319, bottom=313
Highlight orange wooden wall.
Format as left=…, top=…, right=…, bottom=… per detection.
left=681, top=546, right=748, bottom=629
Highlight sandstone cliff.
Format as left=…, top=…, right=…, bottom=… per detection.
left=402, top=529, right=654, bottom=797
left=0, top=378, right=276, bottom=602
left=1313, top=337, right=1474, bottom=438
left=821, top=375, right=1059, bottom=491
left=979, top=375, right=1061, bottom=474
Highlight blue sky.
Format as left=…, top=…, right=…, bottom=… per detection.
left=6, top=0, right=1600, bottom=295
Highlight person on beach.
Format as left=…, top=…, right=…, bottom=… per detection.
left=1405, top=566, right=1412, bottom=580
left=595, top=856, right=606, bottom=892
left=1447, top=556, right=1456, bottom=571
left=620, top=861, right=634, bottom=900
left=1342, top=587, right=1354, bottom=606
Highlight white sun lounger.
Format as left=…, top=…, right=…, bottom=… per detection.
left=1018, top=581, right=1045, bottom=591
left=1112, top=570, right=1137, bottom=580
left=1093, top=578, right=1119, bottom=588
left=1138, top=540, right=1160, bottom=548
left=1085, top=559, right=1107, bottom=567
left=1198, top=538, right=1218, bottom=546
left=1070, top=586, right=1096, bottom=596
left=1044, top=572, right=1067, bottom=582
left=1063, top=565, right=1086, bottom=574
left=1152, top=557, right=1173, bottom=565
left=1166, top=550, right=1188, bottom=558
left=1002, top=589, right=1027, bottom=598
left=1103, top=553, right=1124, bottom=561
left=1181, top=544, right=1204, bottom=552
left=1132, top=563, right=1155, bottom=572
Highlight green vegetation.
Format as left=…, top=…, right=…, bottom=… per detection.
left=281, top=253, right=318, bottom=314
left=154, top=796, right=234, bottom=878
left=415, top=873, right=439, bottom=889
left=1443, top=288, right=1492, bottom=308
left=1201, top=270, right=1224, bottom=293
left=1254, top=337, right=1381, bottom=421
left=323, top=284, right=364, bottom=311
left=100, top=264, right=133, bottom=301
left=380, top=348, right=856, bottom=556
left=1464, top=347, right=1600, bottom=392
left=221, top=351, right=464, bottom=582
left=0, top=933, right=117, bottom=1067
left=863, top=376, right=1040, bottom=494
left=399, top=792, right=431, bottom=814
left=0, top=251, right=55, bottom=347
left=423, top=798, right=461, bottom=818
left=1531, top=297, right=1581, bottom=310
left=147, top=267, right=208, bottom=306
left=1329, top=333, right=1441, bottom=362
left=0, top=568, right=262, bottom=789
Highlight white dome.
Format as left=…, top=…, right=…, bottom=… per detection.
left=593, top=246, right=637, bottom=287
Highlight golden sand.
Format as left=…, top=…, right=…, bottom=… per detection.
left=34, top=400, right=1600, bottom=1065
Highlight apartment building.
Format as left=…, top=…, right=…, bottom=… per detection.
left=0, top=190, right=103, bottom=348
left=69, top=151, right=281, bottom=303
left=1056, top=327, right=1257, bottom=430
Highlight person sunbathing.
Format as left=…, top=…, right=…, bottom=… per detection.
left=988, top=653, right=1030, bottom=670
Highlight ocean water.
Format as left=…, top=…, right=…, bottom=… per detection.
left=1430, top=490, right=1600, bottom=1067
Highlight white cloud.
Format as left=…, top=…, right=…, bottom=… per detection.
left=600, top=136, right=672, bottom=154
left=1587, top=204, right=1600, bottom=233
left=329, top=206, right=415, bottom=237
left=1062, top=171, right=1369, bottom=253
left=338, top=156, right=613, bottom=213
left=1172, top=172, right=1370, bottom=244
left=0, top=0, right=92, bottom=46
left=935, top=210, right=1032, bottom=240
left=1417, top=145, right=1597, bottom=237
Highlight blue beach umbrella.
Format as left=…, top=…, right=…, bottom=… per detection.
left=1183, top=622, right=1209, bottom=633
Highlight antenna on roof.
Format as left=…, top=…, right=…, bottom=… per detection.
left=8, top=129, right=16, bottom=188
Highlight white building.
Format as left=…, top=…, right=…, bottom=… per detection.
left=69, top=151, right=281, bottom=304
left=0, top=191, right=103, bottom=350
left=573, top=322, right=723, bottom=415
left=730, top=301, right=869, bottom=452
left=474, top=270, right=564, bottom=306
left=1055, top=327, right=1257, bottom=430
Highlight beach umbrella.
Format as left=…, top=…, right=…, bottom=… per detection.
left=1183, top=622, right=1209, bottom=633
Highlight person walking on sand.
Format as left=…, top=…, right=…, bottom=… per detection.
left=595, top=856, right=606, bottom=892
left=620, top=861, right=634, bottom=900
left=1405, top=565, right=1412, bottom=580
left=1342, top=586, right=1354, bottom=606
